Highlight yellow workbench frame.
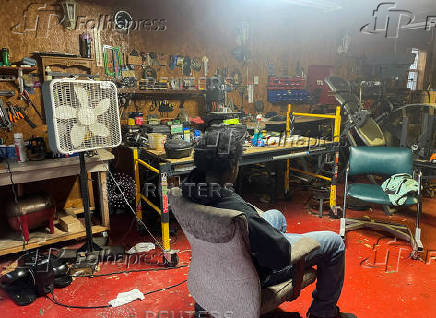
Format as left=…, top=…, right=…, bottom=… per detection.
left=286, top=104, right=342, bottom=214
left=132, top=148, right=171, bottom=251
left=131, top=105, right=341, bottom=250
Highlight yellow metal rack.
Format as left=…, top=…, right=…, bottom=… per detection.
left=287, top=104, right=342, bottom=214
left=133, top=148, right=171, bottom=251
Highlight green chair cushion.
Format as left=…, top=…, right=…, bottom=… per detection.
left=348, top=147, right=413, bottom=176
left=347, top=183, right=418, bottom=206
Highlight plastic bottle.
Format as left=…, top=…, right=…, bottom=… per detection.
left=14, top=133, right=27, bottom=163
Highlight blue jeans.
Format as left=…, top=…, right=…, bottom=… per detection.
left=262, top=209, right=345, bottom=318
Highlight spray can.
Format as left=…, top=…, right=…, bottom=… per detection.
left=14, top=133, right=27, bottom=163
left=1, top=48, right=10, bottom=66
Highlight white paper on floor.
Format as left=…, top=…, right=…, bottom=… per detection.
left=109, top=289, right=145, bottom=307
left=126, top=242, right=156, bottom=254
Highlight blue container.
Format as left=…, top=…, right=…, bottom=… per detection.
left=7, top=145, right=16, bottom=159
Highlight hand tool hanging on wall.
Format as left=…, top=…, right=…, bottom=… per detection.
left=202, top=56, right=208, bottom=77
left=6, top=102, right=19, bottom=123
left=191, top=57, right=202, bottom=72
left=103, top=45, right=122, bottom=79
left=16, top=105, right=36, bottom=129
left=21, top=90, right=42, bottom=120
left=93, top=28, right=103, bottom=67
left=182, top=56, right=191, bottom=76
left=158, top=100, right=174, bottom=117
left=6, top=102, right=36, bottom=129
left=0, top=99, right=12, bottom=131
left=0, top=90, right=15, bottom=97
left=169, top=55, right=177, bottom=70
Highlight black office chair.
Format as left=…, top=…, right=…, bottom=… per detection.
left=341, top=147, right=423, bottom=253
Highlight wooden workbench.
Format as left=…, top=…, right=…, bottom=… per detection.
left=125, top=136, right=335, bottom=252
left=0, top=149, right=113, bottom=256
left=145, top=136, right=330, bottom=165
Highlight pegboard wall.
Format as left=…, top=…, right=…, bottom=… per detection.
left=2, top=0, right=414, bottom=144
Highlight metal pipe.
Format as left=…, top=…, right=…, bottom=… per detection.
left=140, top=194, right=161, bottom=214
left=79, top=152, right=94, bottom=252
left=273, top=151, right=311, bottom=161
left=289, top=168, right=332, bottom=181
left=136, top=158, right=159, bottom=174
left=291, top=112, right=336, bottom=119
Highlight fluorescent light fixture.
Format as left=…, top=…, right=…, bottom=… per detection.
left=283, top=0, right=342, bottom=12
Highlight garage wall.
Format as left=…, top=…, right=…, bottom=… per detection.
left=0, top=0, right=432, bottom=144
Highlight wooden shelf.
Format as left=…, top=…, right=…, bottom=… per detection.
left=64, top=206, right=96, bottom=215
left=0, top=225, right=109, bottom=256
left=117, top=88, right=206, bottom=98
left=0, top=66, right=37, bottom=74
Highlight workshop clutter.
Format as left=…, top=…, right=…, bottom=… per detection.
left=148, top=133, right=167, bottom=151
left=164, top=138, right=193, bottom=159
left=267, top=76, right=310, bottom=103
left=0, top=135, right=49, bottom=161
left=268, top=76, right=305, bottom=89
left=0, top=250, right=72, bottom=306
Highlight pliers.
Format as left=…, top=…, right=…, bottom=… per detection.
left=6, top=102, right=25, bottom=123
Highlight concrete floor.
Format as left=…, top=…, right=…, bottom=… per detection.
left=0, top=188, right=435, bottom=318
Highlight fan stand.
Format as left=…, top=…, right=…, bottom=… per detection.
left=77, top=152, right=102, bottom=253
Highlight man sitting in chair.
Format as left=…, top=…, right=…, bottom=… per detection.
left=182, top=127, right=355, bottom=318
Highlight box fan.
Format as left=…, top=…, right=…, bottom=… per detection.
left=42, top=79, right=121, bottom=253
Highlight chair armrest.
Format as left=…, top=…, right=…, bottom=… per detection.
left=290, top=237, right=320, bottom=264
left=289, top=237, right=320, bottom=301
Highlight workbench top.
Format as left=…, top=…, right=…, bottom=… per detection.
left=144, top=136, right=331, bottom=164
left=0, top=149, right=114, bottom=186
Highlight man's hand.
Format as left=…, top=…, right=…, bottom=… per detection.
left=290, top=237, right=321, bottom=264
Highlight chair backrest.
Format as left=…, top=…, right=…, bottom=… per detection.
left=348, top=146, right=413, bottom=176
left=168, top=187, right=261, bottom=318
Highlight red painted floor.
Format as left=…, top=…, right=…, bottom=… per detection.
left=1, top=189, right=436, bottom=318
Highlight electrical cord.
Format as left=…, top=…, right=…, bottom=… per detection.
left=47, top=291, right=111, bottom=309
left=91, top=152, right=165, bottom=251
left=5, top=160, right=26, bottom=249
left=73, top=264, right=189, bottom=278
left=106, top=169, right=165, bottom=251
left=46, top=279, right=187, bottom=309
left=105, top=166, right=166, bottom=251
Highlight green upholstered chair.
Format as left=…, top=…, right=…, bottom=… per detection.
left=341, top=146, right=423, bottom=253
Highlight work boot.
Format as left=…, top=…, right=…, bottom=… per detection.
left=307, top=307, right=357, bottom=318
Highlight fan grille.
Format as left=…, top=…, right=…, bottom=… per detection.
left=44, top=80, right=121, bottom=154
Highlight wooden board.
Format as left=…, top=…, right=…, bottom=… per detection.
left=0, top=149, right=113, bottom=186
left=64, top=206, right=96, bottom=215
left=0, top=225, right=108, bottom=256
